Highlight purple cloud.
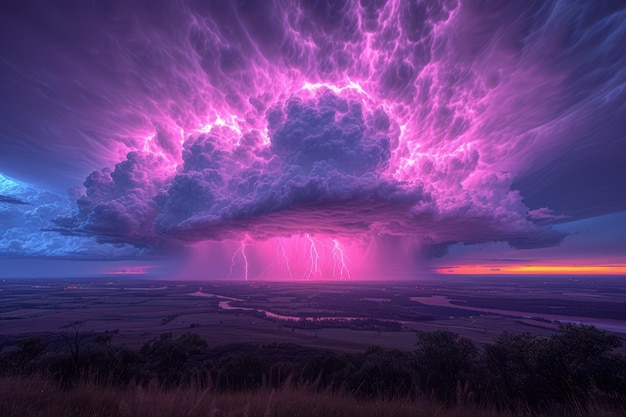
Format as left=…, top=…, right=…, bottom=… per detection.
left=3, top=0, right=623, bottom=263
left=57, top=90, right=562, bottom=255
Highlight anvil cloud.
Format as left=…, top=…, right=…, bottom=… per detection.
left=1, top=0, right=625, bottom=277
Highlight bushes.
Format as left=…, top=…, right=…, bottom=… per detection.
left=415, top=330, right=477, bottom=404
left=298, top=351, right=347, bottom=390
left=344, top=346, right=417, bottom=399
left=538, top=324, right=623, bottom=406
left=212, top=351, right=267, bottom=390
left=2, top=325, right=625, bottom=414
left=139, top=332, right=209, bottom=385
left=17, top=337, right=47, bottom=362
left=482, top=331, right=546, bottom=407
left=481, top=324, right=625, bottom=411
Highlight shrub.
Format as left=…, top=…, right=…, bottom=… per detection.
left=415, top=330, right=477, bottom=405
left=17, top=337, right=47, bottom=362
left=538, top=324, right=622, bottom=405
left=139, top=332, right=209, bottom=386
left=482, top=331, right=547, bottom=408
left=345, top=346, right=417, bottom=399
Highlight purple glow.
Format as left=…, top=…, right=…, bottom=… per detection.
left=0, top=1, right=625, bottom=278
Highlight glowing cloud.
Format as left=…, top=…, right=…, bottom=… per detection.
left=0, top=1, right=624, bottom=278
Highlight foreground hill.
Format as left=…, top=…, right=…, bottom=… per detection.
left=1, top=324, right=625, bottom=416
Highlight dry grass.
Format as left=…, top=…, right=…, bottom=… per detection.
left=0, top=375, right=624, bottom=417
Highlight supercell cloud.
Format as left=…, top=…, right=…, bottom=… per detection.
left=1, top=1, right=625, bottom=274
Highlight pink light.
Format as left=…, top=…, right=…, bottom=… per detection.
left=304, top=234, right=322, bottom=280
left=71, top=0, right=565, bottom=201
left=258, top=238, right=295, bottom=280
left=181, top=235, right=408, bottom=281
left=279, top=238, right=293, bottom=279
left=229, top=236, right=249, bottom=280
left=58, top=1, right=590, bottom=279
left=104, top=265, right=153, bottom=275
left=332, top=239, right=352, bottom=280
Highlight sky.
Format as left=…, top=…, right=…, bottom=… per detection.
left=0, top=0, right=625, bottom=280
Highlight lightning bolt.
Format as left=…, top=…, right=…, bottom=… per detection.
left=229, top=235, right=249, bottom=280
left=260, top=238, right=293, bottom=279
left=279, top=238, right=293, bottom=279
left=304, top=234, right=322, bottom=280
left=332, top=239, right=352, bottom=280
left=260, top=246, right=279, bottom=277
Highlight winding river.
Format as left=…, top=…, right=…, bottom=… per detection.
left=411, top=295, right=626, bottom=334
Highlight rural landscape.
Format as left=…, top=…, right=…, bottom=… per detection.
left=1, top=276, right=626, bottom=416
left=1, top=0, right=626, bottom=415
left=2, top=276, right=626, bottom=352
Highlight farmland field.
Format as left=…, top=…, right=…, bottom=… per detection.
left=1, top=275, right=625, bottom=353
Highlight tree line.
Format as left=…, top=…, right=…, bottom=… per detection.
left=1, top=324, right=625, bottom=413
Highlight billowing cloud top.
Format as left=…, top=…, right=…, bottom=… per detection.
left=1, top=0, right=625, bottom=262
left=56, top=87, right=562, bottom=254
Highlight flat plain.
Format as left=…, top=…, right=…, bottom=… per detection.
left=1, top=275, right=625, bottom=352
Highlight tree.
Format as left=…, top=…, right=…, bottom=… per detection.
left=538, top=324, right=622, bottom=405
left=139, top=332, right=209, bottom=386
left=61, top=322, right=88, bottom=371
left=346, top=346, right=417, bottom=399
left=415, top=330, right=477, bottom=405
left=17, top=337, right=47, bottom=362
left=176, top=332, right=208, bottom=355
left=213, top=351, right=266, bottom=390
left=482, top=332, right=546, bottom=408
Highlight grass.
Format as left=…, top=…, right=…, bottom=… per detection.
left=1, top=375, right=624, bottom=417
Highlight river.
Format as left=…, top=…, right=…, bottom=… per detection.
left=411, top=295, right=626, bottom=334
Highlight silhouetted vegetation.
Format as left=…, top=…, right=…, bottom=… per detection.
left=478, top=324, right=626, bottom=413
left=1, top=324, right=625, bottom=416
left=415, top=330, right=477, bottom=405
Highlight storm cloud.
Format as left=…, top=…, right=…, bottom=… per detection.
left=58, top=89, right=563, bottom=254
left=1, top=0, right=624, bottom=264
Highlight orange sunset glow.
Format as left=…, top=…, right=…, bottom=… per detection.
left=436, top=264, right=626, bottom=275
left=103, top=266, right=153, bottom=275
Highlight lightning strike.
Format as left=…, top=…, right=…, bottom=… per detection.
left=332, top=239, right=352, bottom=280
left=260, top=238, right=293, bottom=279
left=229, top=236, right=249, bottom=280
left=304, top=234, right=322, bottom=280
left=279, top=238, right=293, bottom=280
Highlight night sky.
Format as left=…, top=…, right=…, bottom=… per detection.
left=1, top=0, right=625, bottom=279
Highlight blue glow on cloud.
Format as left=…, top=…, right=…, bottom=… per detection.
left=0, top=172, right=144, bottom=259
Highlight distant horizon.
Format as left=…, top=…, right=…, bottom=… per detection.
left=4, top=273, right=626, bottom=282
